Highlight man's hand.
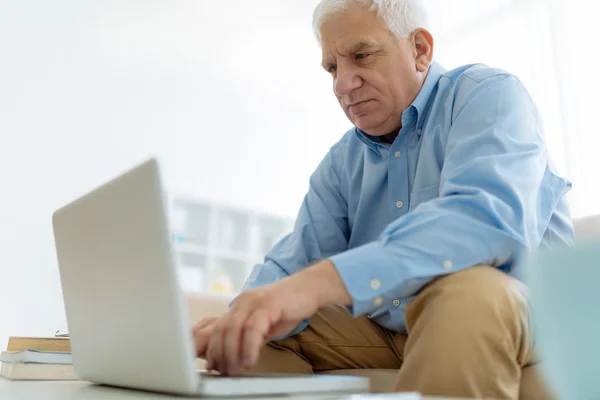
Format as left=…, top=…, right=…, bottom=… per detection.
left=193, top=317, right=218, bottom=360
left=193, top=260, right=351, bottom=376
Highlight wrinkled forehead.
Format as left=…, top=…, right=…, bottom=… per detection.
left=318, top=8, right=392, bottom=59
left=321, top=37, right=381, bottom=63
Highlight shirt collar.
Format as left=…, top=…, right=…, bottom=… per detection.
left=355, top=60, right=446, bottom=153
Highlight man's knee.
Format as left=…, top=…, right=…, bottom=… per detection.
left=435, top=263, right=523, bottom=290
left=426, top=264, right=526, bottom=308
left=406, top=265, right=530, bottom=337
left=397, top=265, right=534, bottom=397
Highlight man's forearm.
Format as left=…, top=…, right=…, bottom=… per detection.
left=299, top=259, right=352, bottom=308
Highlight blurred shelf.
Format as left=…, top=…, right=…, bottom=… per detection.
left=167, top=195, right=294, bottom=293
left=175, top=243, right=253, bottom=265
left=174, top=242, right=210, bottom=255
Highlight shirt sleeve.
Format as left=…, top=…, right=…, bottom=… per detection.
left=232, top=146, right=350, bottom=337
left=330, top=75, right=571, bottom=317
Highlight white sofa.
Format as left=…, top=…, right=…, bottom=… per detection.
left=184, top=215, right=600, bottom=395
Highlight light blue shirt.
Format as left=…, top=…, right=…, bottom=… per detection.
left=241, top=62, right=574, bottom=335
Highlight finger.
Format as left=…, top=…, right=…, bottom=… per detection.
left=193, top=317, right=217, bottom=334
left=205, top=325, right=219, bottom=372
left=206, top=316, right=229, bottom=373
left=241, top=308, right=273, bottom=370
left=223, top=307, right=253, bottom=376
left=194, top=325, right=215, bottom=359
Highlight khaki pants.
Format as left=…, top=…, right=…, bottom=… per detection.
left=248, top=266, right=554, bottom=399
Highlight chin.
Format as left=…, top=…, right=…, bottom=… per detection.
left=353, top=112, right=399, bottom=137
left=354, top=118, right=388, bottom=136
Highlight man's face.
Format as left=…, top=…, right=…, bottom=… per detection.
left=320, top=5, right=431, bottom=138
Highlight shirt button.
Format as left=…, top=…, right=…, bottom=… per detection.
left=443, top=260, right=453, bottom=270
left=373, top=296, right=383, bottom=306
left=396, top=201, right=404, bottom=209
left=370, top=279, right=381, bottom=290
left=393, top=299, right=401, bottom=307
left=417, top=129, right=422, bottom=135
left=394, top=151, right=401, bottom=158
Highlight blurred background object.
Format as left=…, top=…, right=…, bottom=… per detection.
left=169, top=195, right=292, bottom=293
left=527, top=238, right=600, bottom=399
left=0, top=0, right=596, bottom=351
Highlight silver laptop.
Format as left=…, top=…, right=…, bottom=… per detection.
left=52, top=158, right=369, bottom=397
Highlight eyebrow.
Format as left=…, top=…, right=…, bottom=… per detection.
left=321, top=40, right=380, bottom=69
left=347, top=40, right=378, bottom=54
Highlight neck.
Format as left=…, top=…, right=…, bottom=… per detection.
left=380, top=129, right=399, bottom=144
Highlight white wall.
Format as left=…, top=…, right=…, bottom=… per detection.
left=0, top=0, right=350, bottom=347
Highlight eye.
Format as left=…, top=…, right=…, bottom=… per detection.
left=355, top=53, right=371, bottom=60
left=327, top=65, right=337, bottom=74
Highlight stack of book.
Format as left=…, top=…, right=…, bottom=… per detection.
left=0, top=336, right=76, bottom=380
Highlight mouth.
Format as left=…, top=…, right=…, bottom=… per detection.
left=348, top=100, right=372, bottom=114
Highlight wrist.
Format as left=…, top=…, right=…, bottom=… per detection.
left=304, top=260, right=352, bottom=308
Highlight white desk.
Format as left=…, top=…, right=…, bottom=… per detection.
left=0, top=379, right=458, bottom=400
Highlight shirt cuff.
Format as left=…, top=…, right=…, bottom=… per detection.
left=329, top=241, right=400, bottom=317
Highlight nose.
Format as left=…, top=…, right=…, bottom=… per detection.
left=334, top=64, right=362, bottom=97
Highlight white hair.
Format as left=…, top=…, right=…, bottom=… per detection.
left=312, top=0, right=429, bottom=42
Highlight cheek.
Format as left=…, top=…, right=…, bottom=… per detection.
left=377, top=73, right=407, bottom=105
left=367, top=84, right=393, bottom=111
left=363, top=74, right=390, bottom=99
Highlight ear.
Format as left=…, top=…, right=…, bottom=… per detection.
left=412, top=28, right=434, bottom=72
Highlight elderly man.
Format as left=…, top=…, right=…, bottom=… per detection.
left=194, top=0, right=573, bottom=398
